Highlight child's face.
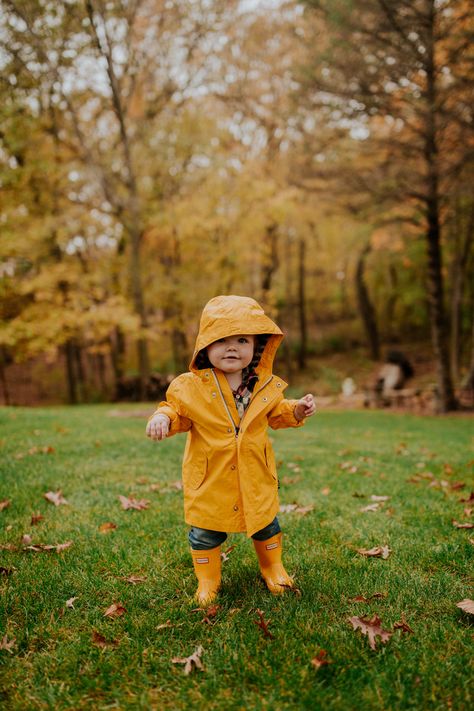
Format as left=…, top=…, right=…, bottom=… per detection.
left=207, top=334, right=255, bottom=374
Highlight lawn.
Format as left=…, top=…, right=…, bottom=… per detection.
left=0, top=405, right=473, bottom=710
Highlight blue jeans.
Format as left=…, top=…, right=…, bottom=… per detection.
left=189, top=516, right=281, bottom=550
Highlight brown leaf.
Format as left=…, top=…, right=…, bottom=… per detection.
left=254, top=609, right=274, bottom=639
left=172, top=645, right=204, bottom=675
left=0, top=500, right=10, bottom=512
left=311, top=649, right=331, bottom=670
left=104, top=603, right=126, bottom=618
left=280, top=476, right=301, bottom=485
left=452, top=520, right=474, bottom=529
left=221, top=545, right=236, bottom=563
left=23, top=540, right=72, bottom=553
left=348, top=614, right=392, bottom=650
left=0, top=634, right=16, bottom=654
left=92, top=631, right=119, bottom=648
left=450, top=481, right=466, bottom=491
left=279, top=503, right=314, bottom=516
left=202, top=604, right=221, bottom=625
left=66, top=596, right=78, bottom=609
left=456, top=599, right=474, bottom=615
left=122, top=575, right=147, bottom=585
left=0, top=544, right=17, bottom=551
left=393, top=614, right=414, bottom=634
left=349, top=592, right=387, bottom=603
left=360, top=503, right=380, bottom=513
left=21, top=534, right=32, bottom=545
left=118, top=495, right=150, bottom=511
left=321, top=487, right=331, bottom=496
left=357, top=546, right=391, bottom=559
left=99, top=522, right=117, bottom=534
left=459, top=492, right=474, bottom=503
left=464, top=507, right=473, bottom=517
left=44, top=490, right=68, bottom=506
left=30, top=513, right=44, bottom=526
left=156, top=620, right=174, bottom=631
left=370, top=495, right=390, bottom=502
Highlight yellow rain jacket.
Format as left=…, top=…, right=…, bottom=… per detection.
left=151, top=295, right=305, bottom=537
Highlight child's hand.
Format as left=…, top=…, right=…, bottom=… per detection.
left=294, top=394, right=316, bottom=421
left=146, top=414, right=171, bottom=440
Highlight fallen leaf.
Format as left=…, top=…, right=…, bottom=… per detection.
left=279, top=503, right=314, bottom=515
left=321, top=487, right=331, bottom=496
left=450, top=482, right=466, bottom=491
left=44, top=490, right=68, bottom=506
left=452, top=520, right=474, bottom=529
left=459, top=492, right=474, bottom=503
left=66, top=596, right=78, bottom=609
left=23, top=540, right=72, bottom=553
left=122, top=575, right=147, bottom=585
left=443, top=463, right=454, bottom=475
left=55, top=541, right=73, bottom=552
left=349, top=592, right=386, bottom=603
left=118, top=495, right=150, bottom=511
left=0, top=544, right=17, bottom=551
left=348, top=615, right=392, bottom=650
left=172, top=645, right=204, bottom=675
left=149, top=483, right=161, bottom=492
left=156, top=620, right=174, bottom=631
left=104, top=603, right=126, bottom=618
left=371, top=495, right=390, bottom=502
left=456, top=599, right=474, bottom=614
left=357, top=546, right=391, bottom=559
left=99, top=522, right=117, bottom=534
left=311, top=649, right=331, bottom=670
left=360, top=503, right=381, bottom=513
left=221, top=545, right=236, bottom=563
left=0, top=500, right=10, bottom=512
left=0, top=634, right=16, bottom=654
left=393, top=614, right=414, bottom=634
left=30, top=513, right=44, bottom=526
left=280, top=476, right=301, bottom=485
left=469, top=538, right=474, bottom=546
left=464, top=508, right=473, bottom=517
left=21, top=534, right=32, bottom=545
left=254, top=609, right=274, bottom=639
left=29, top=445, right=55, bottom=455
left=92, top=631, right=119, bottom=648
left=202, top=605, right=221, bottom=625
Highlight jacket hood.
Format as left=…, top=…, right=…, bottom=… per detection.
left=189, top=295, right=283, bottom=375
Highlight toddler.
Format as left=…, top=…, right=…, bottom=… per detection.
left=146, top=295, right=316, bottom=604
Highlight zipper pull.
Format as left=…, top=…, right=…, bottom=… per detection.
left=235, top=427, right=240, bottom=437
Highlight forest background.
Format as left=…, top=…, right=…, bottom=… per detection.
left=0, top=0, right=473, bottom=413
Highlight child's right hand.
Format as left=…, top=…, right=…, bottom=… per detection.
left=146, top=414, right=171, bottom=440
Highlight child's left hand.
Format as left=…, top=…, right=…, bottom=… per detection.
left=294, top=394, right=316, bottom=421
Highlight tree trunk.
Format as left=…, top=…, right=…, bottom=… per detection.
left=424, top=5, right=457, bottom=411
left=297, top=236, right=308, bottom=369
left=355, top=245, right=380, bottom=360
left=64, top=340, right=78, bottom=404
left=0, top=347, right=10, bottom=406
left=261, top=223, right=279, bottom=297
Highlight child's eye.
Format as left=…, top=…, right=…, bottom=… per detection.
left=238, top=337, right=249, bottom=343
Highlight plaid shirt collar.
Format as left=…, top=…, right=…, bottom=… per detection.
left=232, top=370, right=258, bottom=419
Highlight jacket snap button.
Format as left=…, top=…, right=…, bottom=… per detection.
left=212, top=392, right=216, bottom=397
left=227, top=427, right=232, bottom=433
left=276, top=382, right=281, bottom=387
left=231, top=464, right=236, bottom=470
left=233, top=505, right=239, bottom=511
left=263, top=396, right=268, bottom=402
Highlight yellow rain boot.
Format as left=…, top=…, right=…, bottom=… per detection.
left=190, top=545, right=221, bottom=605
left=253, top=533, right=294, bottom=594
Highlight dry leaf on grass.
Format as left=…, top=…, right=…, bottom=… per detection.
left=103, top=603, right=126, bottom=618
left=221, top=545, right=236, bottom=563
left=360, top=503, right=381, bottom=513
left=311, top=649, right=331, bottom=670
left=30, top=513, right=43, bottom=526
left=450, top=481, right=466, bottom=490
left=118, top=495, right=150, bottom=511
left=280, top=476, right=301, bottom=485
left=321, top=487, right=331, bottom=496
left=0, top=634, right=16, bottom=654
left=92, top=631, right=119, bottom=648
left=44, top=490, right=68, bottom=506
left=21, top=534, right=32, bottom=545
left=156, top=620, right=175, bottom=631
left=172, top=645, right=204, bottom=675
left=0, top=567, right=16, bottom=576
left=23, top=541, right=72, bottom=553
left=99, top=522, right=117, bottom=534
left=459, top=492, right=474, bottom=503
left=66, top=597, right=78, bottom=609
left=0, top=500, right=10, bottom=512
left=279, top=503, right=314, bottom=515
left=349, top=592, right=386, bottom=603
left=393, top=614, right=414, bottom=634
left=348, top=615, right=392, bottom=650
left=254, top=609, right=274, bottom=639
left=28, top=446, right=55, bottom=455
left=121, top=575, right=147, bottom=585
left=202, top=605, right=221, bottom=625
left=452, top=520, right=474, bottom=529
left=371, top=495, right=390, bottom=502
left=357, top=546, right=391, bottom=559
left=456, top=599, right=474, bottom=615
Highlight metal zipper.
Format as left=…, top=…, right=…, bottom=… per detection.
left=211, top=370, right=273, bottom=438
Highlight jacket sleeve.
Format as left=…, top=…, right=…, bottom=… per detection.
left=148, top=377, right=192, bottom=436
left=267, top=397, right=305, bottom=430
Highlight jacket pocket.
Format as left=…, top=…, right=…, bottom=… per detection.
left=184, top=452, right=208, bottom=490
left=264, top=443, right=278, bottom=482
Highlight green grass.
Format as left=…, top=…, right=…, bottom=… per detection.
left=0, top=405, right=473, bottom=710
